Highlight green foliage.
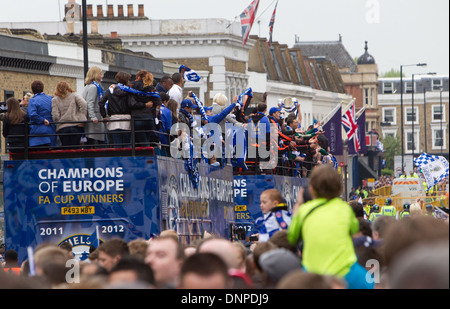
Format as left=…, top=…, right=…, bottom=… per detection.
left=381, top=168, right=394, bottom=176
left=381, top=69, right=405, bottom=78
left=381, top=135, right=401, bottom=170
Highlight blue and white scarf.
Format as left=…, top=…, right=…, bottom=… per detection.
left=180, top=65, right=201, bottom=82
left=92, top=81, right=104, bottom=101
left=116, top=83, right=161, bottom=98
left=189, top=92, right=208, bottom=121
left=180, top=108, right=200, bottom=189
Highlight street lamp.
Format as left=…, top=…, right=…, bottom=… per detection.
left=411, top=72, right=436, bottom=160
left=82, top=0, right=89, bottom=78
left=400, top=63, right=427, bottom=174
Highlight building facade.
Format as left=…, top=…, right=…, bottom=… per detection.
left=378, top=75, right=449, bottom=160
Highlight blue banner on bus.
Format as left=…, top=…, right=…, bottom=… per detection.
left=157, top=157, right=235, bottom=245
left=233, top=175, right=307, bottom=236
left=3, top=156, right=160, bottom=262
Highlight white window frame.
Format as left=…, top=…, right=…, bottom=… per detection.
left=431, top=125, right=447, bottom=150
left=405, top=81, right=414, bottom=94
left=405, top=106, right=420, bottom=125
left=382, top=128, right=398, bottom=139
left=383, top=82, right=393, bottom=94
left=405, top=128, right=420, bottom=154
left=431, top=104, right=446, bottom=123
left=382, top=107, right=396, bottom=125
left=432, top=79, right=443, bottom=91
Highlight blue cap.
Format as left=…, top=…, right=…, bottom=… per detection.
left=204, top=106, right=213, bottom=111
left=269, top=107, right=282, bottom=115
left=181, top=99, right=198, bottom=109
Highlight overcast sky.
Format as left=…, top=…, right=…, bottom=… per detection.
left=0, top=0, right=448, bottom=75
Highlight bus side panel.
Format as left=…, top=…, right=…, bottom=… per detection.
left=157, top=157, right=234, bottom=244
left=233, top=175, right=307, bottom=236
left=3, top=156, right=160, bottom=262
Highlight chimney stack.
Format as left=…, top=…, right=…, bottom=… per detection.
left=138, top=4, right=144, bottom=17
left=97, top=5, right=104, bottom=18
left=128, top=4, right=134, bottom=17
left=107, top=5, right=114, bottom=18
left=118, top=5, right=124, bottom=17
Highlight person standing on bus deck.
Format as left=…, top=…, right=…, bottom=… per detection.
left=82, top=66, right=107, bottom=147
left=51, top=81, right=87, bottom=149
left=27, top=80, right=57, bottom=150
left=2, top=98, right=29, bottom=152
left=288, top=165, right=373, bottom=289
left=254, top=189, right=291, bottom=243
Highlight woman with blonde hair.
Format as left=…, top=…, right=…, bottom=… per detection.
left=52, top=81, right=87, bottom=149
left=82, top=66, right=107, bottom=147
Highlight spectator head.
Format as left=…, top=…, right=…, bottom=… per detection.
left=257, top=103, right=267, bottom=113
left=85, top=66, right=103, bottom=84
left=31, top=80, right=44, bottom=94
left=109, top=255, right=155, bottom=288
left=372, top=216, right=396, bottom=241
left=308, top=165, right=342, bottom=200
left=197, top=238, right=239, bottom=270
left=127, top=239, right=148, bottom=261
left=212, top=93, right=228, bottom=106
left=171, top=72, right=183, bottom=86
left=260, top=189, right=283, bottom=214
left=3, top=249, right=19, bottom=267
left=145, top=235, right=184, bottom=288
left=349, top=200, right=365, bottom=218
left=54, top=81, right=74, bottom=99
left=160, top=75, right=173, bottom=90
left=269, top=230, right=297, bottom=254
left=34, top=245, right=73, bottom=286
left=258, top=248, right=302, bottom=287
left=178, top=253, right=231, bottom=289
left=115, top=71, right=132, bottom=85
left=97, top=238, right=130, bottom=272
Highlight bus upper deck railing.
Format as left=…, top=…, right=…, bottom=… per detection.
left=4, top=119, right=322, bottom=177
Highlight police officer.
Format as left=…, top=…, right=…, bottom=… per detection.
left=398, top=203, right=411, bottom=220
left=425, top=204, right=435, bottom=217
left=369, top=205, right=383, bottom=222
left=381, top=198, right=397, bottom=218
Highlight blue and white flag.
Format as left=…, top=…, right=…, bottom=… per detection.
left=87, top=226, right=100, bottom=248
left=180, top=65, right=201, bottom=82
left=414, top=152, right=449, bottom=190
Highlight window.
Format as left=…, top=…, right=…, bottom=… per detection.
left=405, top=81, right=413, bottom=94
left=382, top=108, right=396, bottom=124
left=431, top=124, right=447, bottom=151
left=432, top=79, right=443, bottom=91
left=406, top=130, right=419, bottom=153
left=432, top=105, right=446, bottom=122
left=405, top=107, right=419, bottom=124
left=383, top=82, right=393, bottom=94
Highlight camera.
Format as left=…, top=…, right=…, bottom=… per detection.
left=0, top=101, right=7, bottom=113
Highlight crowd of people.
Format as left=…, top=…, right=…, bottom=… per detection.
left=2, top=67, right=336, bottom=177
left=1, top=164, right=448, bottom=289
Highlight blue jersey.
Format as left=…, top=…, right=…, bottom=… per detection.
left=255, top=206, right=291, bottom=242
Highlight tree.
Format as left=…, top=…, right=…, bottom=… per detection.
left=380, top=69, right=405, bottom=78
left=381, top=135, right=401, bottom=170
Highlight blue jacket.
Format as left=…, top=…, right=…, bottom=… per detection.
left=159, top=104, right=172, bottom=146
left=27, top=93, right=57, bottom=147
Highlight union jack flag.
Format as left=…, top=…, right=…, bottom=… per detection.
left=342, top=101, right=361, bottom=152
left=268, top=0, right=279, bottom=48
left=240, top=0, right=260, bottom=46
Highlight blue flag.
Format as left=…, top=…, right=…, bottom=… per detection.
left=87, top=226, right=100, bottom=248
